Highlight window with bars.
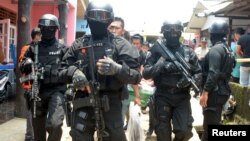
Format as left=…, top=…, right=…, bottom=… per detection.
left=0, top=7, right=16, bottom=25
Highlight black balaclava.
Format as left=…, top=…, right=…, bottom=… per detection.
left=88, top=20, right=109, bottom=40
left=161, top=21, right=183, bottom=48
left=164, top=30, right=181, bottom=48
left=40, top=26, right=57, bottom=40
left=39, top=26, right=57, bottom=47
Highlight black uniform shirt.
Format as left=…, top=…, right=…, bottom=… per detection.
left=19, top=38, right=67, bottom=94
left=60, top=34, right=142, bottom=92
left=143, top=41, right=201, bottom=88
left=203, top=42, right=227, bottom=92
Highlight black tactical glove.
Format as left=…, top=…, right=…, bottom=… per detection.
left=97, top=57, right=122, bottom=75
left=72, top=69, right=89, bottom=89
left=163, top=62, right=178, bottom=73
left=154, top=58, right=178, bottom=73
left=19, top=58, right=33, bottom=74
left=176, top=77, right=191, bottom=88
left=153, top=57, right=165, bottom=74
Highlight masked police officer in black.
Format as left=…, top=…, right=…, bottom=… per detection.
left=143, top=20, right=202, bottom=141
left=200, top=20, right=235, bottom=141
left=59, top=1, right=141, bottom=141
left=19, top=14, right=67, bottom=141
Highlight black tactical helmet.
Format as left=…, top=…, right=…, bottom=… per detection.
left=85, top=1, right=114, bottom=25
left=38, top=14, right=59, bottom=29
left=209, top=20, right=228, bottom=34
left=161, top=20, right=183, bottom=33
left=161, top=19, right=183, bottom=47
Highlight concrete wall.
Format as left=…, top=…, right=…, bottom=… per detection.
left=0, top=0, right=77, bottom=46
left=32, top=0, right=77, bottom=45
left=229, top=82, right=250, bottom=123
left=67, top=0, right=77, bottom=45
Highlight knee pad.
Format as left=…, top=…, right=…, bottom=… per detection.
left=174, top=129, right=193, bottom=141
left=75, top=112, right=90, bottom=132
left=70, top=128, right=94, bottom=141
left=72, top=110, right=95, bottom=134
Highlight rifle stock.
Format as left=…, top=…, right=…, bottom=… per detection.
left=156, top=39, right=200, bottom=93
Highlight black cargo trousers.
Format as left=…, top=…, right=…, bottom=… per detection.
left=201, top=91, right=229, bottom=141
left=32, top=91, right=65, bottom=141
left=69, top=93, right=127, bottom=141
left=148, top=95, right=157, bottom=132
left=154, top=88, right=193, bottom=141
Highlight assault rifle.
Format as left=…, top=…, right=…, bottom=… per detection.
left=67, top=39, right=111, bottom=140
left=20, top=43, right=43, bottom=118
left=156, top=39, right=200, bottom=93
left=86, top=39, right=109, bottom=141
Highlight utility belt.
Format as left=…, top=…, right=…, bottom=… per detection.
left=71, top=88, right=123, bottom=110
left=72, top=94, right=110, bottom=112
left=156, top=86, right=189, bottom=94
left=155, top=74, right=182, bottom=88
left=69, top=84, right=124, bottom=111
left=99, top=88, right=122, bottom=94
left=41, top=82, right=65, bottom=88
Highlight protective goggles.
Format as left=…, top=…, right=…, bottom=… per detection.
left=39, top=25, right=57, bottom=31
left=162, top=24, right=183, bottom=32
left=39, top=19, right=58, bottom=27
left=86, top=10, right=112, bottom=22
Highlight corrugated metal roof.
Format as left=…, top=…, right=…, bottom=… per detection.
left=213, top=0, right=250, bottom=18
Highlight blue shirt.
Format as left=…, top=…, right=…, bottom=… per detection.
left=231, top=42, right=240, bottom=78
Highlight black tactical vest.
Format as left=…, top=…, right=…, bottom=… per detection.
left=220, top=43, right=235, bottom=79
left=38, top=40, right=65, bottom=85
left=154, top=44, right=191, bottom=87
left=202, top=42, right=235, bottom=81
left=77, top=36, right=124, bottom=91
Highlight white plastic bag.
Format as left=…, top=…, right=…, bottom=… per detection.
left=127, top=102, right=145, bottom=141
